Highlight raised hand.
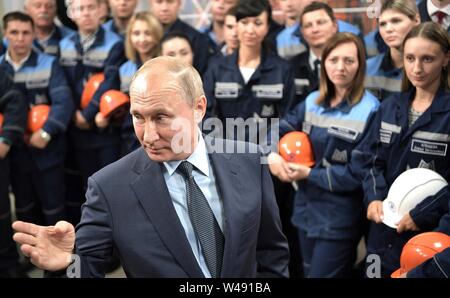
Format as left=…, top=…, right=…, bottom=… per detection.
left=12, top=221, right=76, bottom=271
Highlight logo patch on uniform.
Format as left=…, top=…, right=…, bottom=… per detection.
left=417, top=159, right=436, bottom=171
left=331, top=149, right=348, bottom=163
left=411, top=139, right=447, bottom=157
left=260, top=104, right=275, bottom=117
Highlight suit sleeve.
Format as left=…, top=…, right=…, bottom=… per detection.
left=74, top=176, right=114, bottom=278
left=256, top=160, right=290, bottom=278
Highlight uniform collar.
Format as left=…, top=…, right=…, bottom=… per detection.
left=5, top=49, right=37, bottom=70
left=323, top=95, right=354, bottom=113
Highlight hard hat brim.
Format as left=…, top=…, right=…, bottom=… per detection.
left=391, top=268, right=404, bottom=278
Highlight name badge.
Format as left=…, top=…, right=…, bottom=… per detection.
left=215, top=82, right=240, bottom=99
left=327, top=125, right=358, bottom=142
left=410, top=139, right=447, bottom=157
left=294, top=79, right=310, bottom=95
left=26, top=78, right=50, bottom=89
left=252, top=84, right=283, bottom=99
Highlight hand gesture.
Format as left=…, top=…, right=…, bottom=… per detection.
left=12, top=221, right=75, bottom=271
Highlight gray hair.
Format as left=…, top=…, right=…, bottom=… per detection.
left=131, top=56, right=204, bottom=106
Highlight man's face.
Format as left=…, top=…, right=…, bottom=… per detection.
left=211, top=0, right=237, bottom=23
left=301, top=9, right=337, bottom=49
left=223, top=14, right=238, bottom=51
left=279, top=0, right=304, bottom=21
left=24, top=0, right=57, bottom=29
left=149, top=0, right=181, bottom=25
left=108, top=0, right=137, bottom=19
left=130, top=73, right=205, bottom=162
left=4, top=20, right=35, bottom=57
left=70, top=0, right=101, bottom=34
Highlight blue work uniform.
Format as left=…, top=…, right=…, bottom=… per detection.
left=276, top=20, right=363, bottom=60
left=59, top=27, right=125, bottom=224
left=33, top=24, right=75, bottom=56
left=0, top=50, right=74, bottom=225
left=360, top=88, right=450, bottom=277
left=203, top=49, right=295, bottom=144
left=0, top=68, right=27, bottom=274
left=365, top=51, right=403, bottom=102
left=102, top=19, right=125, bottom=38
left=289, top=50, right=319, bottom=106
left=278, top=90, right=379, bottom=277
left=118, top=59, right=141, bottom=155
left=364, top=29, right=388, bottom=58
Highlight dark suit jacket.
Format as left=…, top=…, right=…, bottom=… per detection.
left=74, top=137, right=290, bottom=277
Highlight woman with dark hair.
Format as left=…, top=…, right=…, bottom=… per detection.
left=362, top=22, right=450, bottom=278
left=203, top=0, right=295, bottom=143
left=161, top=31, right=194, bottom=66
left=268, top=33, right=380, bottom=277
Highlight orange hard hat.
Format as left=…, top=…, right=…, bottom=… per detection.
left=99, top=90, right=130, bottom=118
left=278, top=131, right=315, bottom=167
left=28, top=104, right=50, bottom=133
left=0, top=113, right=3, bottom=132
left=391, top=232, right=450, bottom=278
left=81, top=73, right=105, bottom=109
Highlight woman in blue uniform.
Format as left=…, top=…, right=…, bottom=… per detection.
left=365, top=0, right=420, bottom=101
left=203, top=0, right=295, bottom=143
left=268, top=33, right=380, bottom=278
left=361, top=22, right=450, bottom=278
left=95, top=11, right=163, bottom=155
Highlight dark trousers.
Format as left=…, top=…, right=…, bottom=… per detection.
left=0, top=156, right=19, bottom=271
left=272, top=176, right=303, bottom=278
left=66, top=144, right=120, bottom=225
left=298, top=229, right=358, bottom=278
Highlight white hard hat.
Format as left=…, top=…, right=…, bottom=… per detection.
left=383, top=168, right=448, bottom=229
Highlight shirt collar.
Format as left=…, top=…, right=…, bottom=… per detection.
left=427, top=0, right=450, bottom=16
left=5, top=50, right=31, bottom=71
left=163, top=130, right=210, bottom=177
left=308, top=49, right=319, bottom=70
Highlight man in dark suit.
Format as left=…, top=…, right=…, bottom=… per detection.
left=12, top=56, right=290, bottom=278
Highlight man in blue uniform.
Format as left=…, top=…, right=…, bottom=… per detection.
left=59, top=0, right=125, bottom=224
left=1, top=12, right=74, bottom=226
left=0, top=67, right=28, bottom=277
left=102, top=0, right=137, bottom=37
left=24, top=0, right=75, bottom=56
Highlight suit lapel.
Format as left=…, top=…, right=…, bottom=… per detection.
left=208, top=150, right=243, bottom=277
left=130, top=149, right=204, bottom=278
